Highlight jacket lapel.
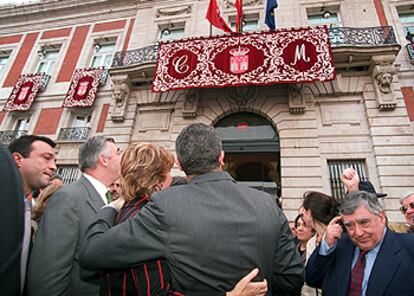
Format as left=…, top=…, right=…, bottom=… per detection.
left=79, top=176, right=105, bottom=213
left=336, top=237, right=355, bottom=296
left=366, top=230, right=401, bottom=296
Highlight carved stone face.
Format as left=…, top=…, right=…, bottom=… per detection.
left=113, top=89, right=125, bottom=107
left=376, top=72, right=393, bottom=93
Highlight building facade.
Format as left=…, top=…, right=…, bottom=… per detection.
left=0, top=0, right=414, bottom=221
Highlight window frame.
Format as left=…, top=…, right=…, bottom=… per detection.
left=36, top=47, right=61, bottom=75
left=90, top=40, right=116, bottom=69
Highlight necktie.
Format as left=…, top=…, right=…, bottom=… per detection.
left=348, top=250, right=367, bottom=296
left=105, top=191, right=112, bottom=204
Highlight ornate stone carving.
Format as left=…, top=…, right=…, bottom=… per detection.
left=226, top=86, right=257, bottom=107
left=372, top=64, right=397, bottom=111
left=156, top=5, right=191, bottom=17
left=288, top=84, right=305, bottom=114
left=183, top=89, right=199, bottom=119
left=111, top=75, right=131, bottom=122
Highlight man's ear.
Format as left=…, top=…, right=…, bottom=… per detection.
left=175, top=155, right=183, bottom=172
left=218, top=150, right=225, bottom=167
left=12, top=152, right=24, bottom=168
left=99, top=154, right=109, bottom=168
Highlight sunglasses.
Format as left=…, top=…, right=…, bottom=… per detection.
left=400, top=201, right=414, bottom=214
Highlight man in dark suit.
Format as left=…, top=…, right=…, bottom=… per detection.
left=0, top=145, right=24, bottom=295
left=8, top=135, right=57, bottom=294
left=27, top=136, right=121, bottom=296
left=306, top=191, right=414, bottom=296
left=80, top=123, right=304, bottom=295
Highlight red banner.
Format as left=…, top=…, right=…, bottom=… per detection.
left=153, top=26, right=335, bottom=92
left=4, top=73, right=48, bottom=111
left=63, top=67, right=105, bottom=108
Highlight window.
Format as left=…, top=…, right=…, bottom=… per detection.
left=0, top=53, right=10, bottom=78
left=328, top=159, right=367, bottom=201
left=230, top=20, right=259, bottom=33
left=159, top=24, right=185, bottom=41
left=37, top=48, right=60, bottom=75
left=72, top=115, right=91, bottom=128
left=399, top=11, right=414, bottom=36
left=14, top=118, right=30, bottom=133
left=57, top=165, right=81, bottom=184
left=307, top=8, right=342, bottom=27
left=90, top=42, right=115, bottom=68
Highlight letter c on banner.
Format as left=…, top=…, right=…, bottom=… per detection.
left=172, top=54, right=190, bottom=74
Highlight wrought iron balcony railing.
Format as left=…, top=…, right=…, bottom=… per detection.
left=328, top=26, right=397, bottom=47
left=111, top=44, right=159, bottom=68
left=110, top=27, right=398, bottom=69
left=406, top=43, right=414, bottom=64
left=57, top=127, right=90, bottom=141
left=0, top=130, right=28, bottom=143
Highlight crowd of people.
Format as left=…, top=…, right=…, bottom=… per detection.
left=0, top=122, right=413, bottom=296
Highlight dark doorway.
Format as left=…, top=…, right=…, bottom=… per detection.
left=215, top=112, right=281, bottom=197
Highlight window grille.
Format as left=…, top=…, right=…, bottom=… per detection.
left=328, top=159, right=367, bottom=201
left=57, top=165, right=81, bottom=184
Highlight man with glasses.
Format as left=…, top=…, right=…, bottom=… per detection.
left=389, top=192, right=414, bottom=234
left=28, top=136, right=121, bottom=296
left=306, top=191, right=414, bottom=296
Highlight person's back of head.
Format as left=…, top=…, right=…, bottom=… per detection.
left=175, top=123, right=222, bottom=176
left=302, top=191, right=338, bottom=225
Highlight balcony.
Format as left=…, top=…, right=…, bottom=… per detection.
left=57, top=127, right=90, bottom=142
left=0, top=130, right=28, bottom=143
left=110, top=26, right=400, bottom=80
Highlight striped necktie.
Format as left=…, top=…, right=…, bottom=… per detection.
left=348, top=250, right=367, bottom=296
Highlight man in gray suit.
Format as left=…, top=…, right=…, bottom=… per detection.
left=27, top=136, right=121, bottom=296
left=80, top=123, right=303, bottom=294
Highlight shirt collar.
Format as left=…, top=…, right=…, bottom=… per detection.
left=83, top=173, right=109, bottom=205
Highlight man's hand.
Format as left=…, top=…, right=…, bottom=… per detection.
left=341, top=168, right=359, bottom=192
left=226, top=268, right=268, bottom=296
left=324, top=216, right=344, bottom=247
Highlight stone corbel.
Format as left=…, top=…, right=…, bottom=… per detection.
left=288, top=84, right=305, bottom=114
left=111, top=75, right=131, bottom=122
left=372, top=64, right=397, bottom=111
left=182, top=89, right=199, bottom=119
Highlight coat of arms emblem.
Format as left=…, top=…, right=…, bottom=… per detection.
left=229, top=47, right=250, bottom=74
left=17, top=85, right=30, bottom=101
left=76, top=81, right=90, bottom=97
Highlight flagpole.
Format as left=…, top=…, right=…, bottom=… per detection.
left=210, top=23, right=212, bottom=37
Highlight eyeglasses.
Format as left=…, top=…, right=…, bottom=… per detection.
left=400, top=201, right=414, bottom=214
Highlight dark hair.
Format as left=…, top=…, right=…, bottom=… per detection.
left=8, top=135, right=56, bottom=157
left=175, top=123, right=222, bottom=175
left=294, top=213, right=305, bottom=228
left=302, top=191, right=338, bottom=225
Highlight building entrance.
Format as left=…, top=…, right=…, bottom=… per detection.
left=214, top=112, right=281, bottom=198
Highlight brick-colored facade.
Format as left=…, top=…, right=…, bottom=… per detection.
left=96, top=104, right=110, bottom=133
left=33, top=108, right=63, bottom=135
left=41, top=28, right=72, bottom=40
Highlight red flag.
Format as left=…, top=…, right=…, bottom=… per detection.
left=206, top=0, right=233, bottom=33
left=235, top=0, right=243, bottom=32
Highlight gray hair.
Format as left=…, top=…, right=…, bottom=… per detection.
left=175, top=123, right=222, bottom=176
left=78, top=136, right=114, bottom=172
left=340, top=191, right=383, bottom=216
left=400, top=192, right=414, bottom=204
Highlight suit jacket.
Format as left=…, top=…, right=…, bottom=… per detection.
left=305, top=229, right=414, bottom=296
left=27, top=176, right=105, bottom=296
left=0, top=145, right=24, bottom=296
left=80, top=171, right=304, bottom=295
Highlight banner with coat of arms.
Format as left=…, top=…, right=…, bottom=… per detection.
left=153, top=26, right=336, bottom=92
left=3, top=73, right=48, bottom=111
left=62, top=67, right=105, bottom=108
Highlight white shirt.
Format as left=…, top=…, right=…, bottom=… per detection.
left=83, top=173, right=109, bottom=205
